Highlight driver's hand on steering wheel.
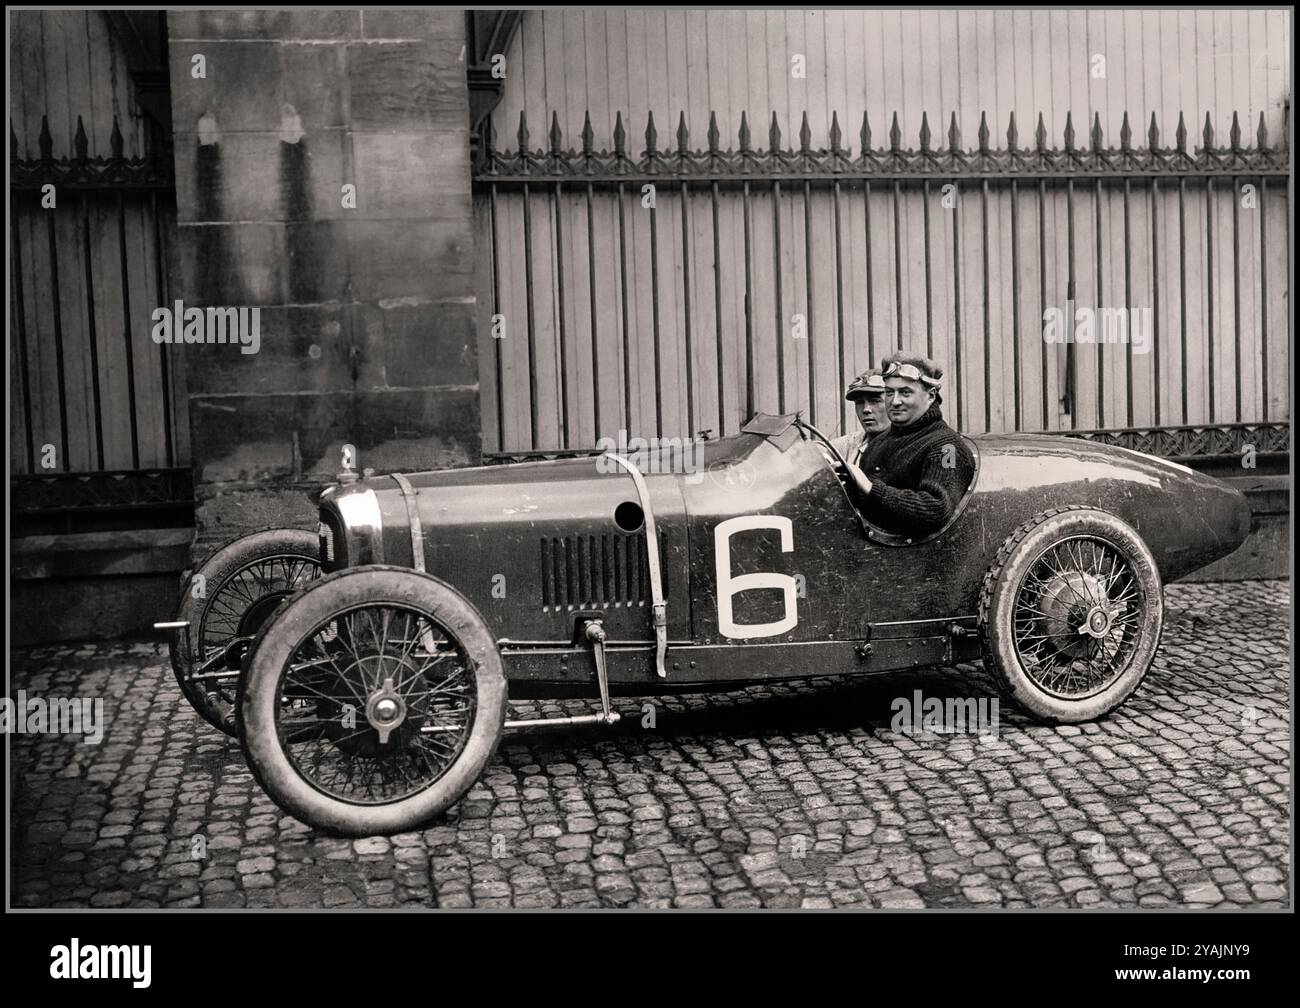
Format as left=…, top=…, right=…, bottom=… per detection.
left=845, top=460, right=872, bottom=497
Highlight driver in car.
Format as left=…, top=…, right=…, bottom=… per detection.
left=842, top=351, right=975, bottom=537
left=832, top=368, right=890, bottom=464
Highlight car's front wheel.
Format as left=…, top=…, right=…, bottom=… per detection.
left=170, top=528, right=321, bottom=735
left=979, top=506, right=1163, bottom=724
left=238, top=566, right=507, bottom=836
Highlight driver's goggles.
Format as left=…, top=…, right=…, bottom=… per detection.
left=883, top=361, right=941, bottom=388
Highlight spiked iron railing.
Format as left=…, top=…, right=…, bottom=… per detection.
left=476, top=108, right=1289, bottom=182
left=11, top=111, right=182, bottom=529
left=10, top=113, right=174, bottom=190
left=474, top=103, right=1290, bottom=456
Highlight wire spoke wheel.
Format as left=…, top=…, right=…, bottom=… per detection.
left=979, top=508, right=1163, bottom=724
left=239, top=567, right=507, bottom=836
left=169, top=529, right=321, bottom=735
left=276, top=604, right=478, bottom=806
left=197, top=556, right=319, bottom=712
left=1011, top=536, right=1142, bottom=701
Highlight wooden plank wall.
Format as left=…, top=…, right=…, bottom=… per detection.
left=477, top=179, right=1291, bottom=449
left=10, top=194, right=184, bottom=476
left=477, top=9, right=1291, bottom=452
left=10, top=10, right=150, bottom=158
left=494, top=10, right=1290, bottom=172
left=9, top=11, right=183, bottom=476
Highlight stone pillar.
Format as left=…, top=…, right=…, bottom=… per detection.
left=166, top=10, right=479, bottom=557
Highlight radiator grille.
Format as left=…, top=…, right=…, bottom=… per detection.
left=318, top=510, right=346, bottom=572
left=539, top=533, right=670, bottom=609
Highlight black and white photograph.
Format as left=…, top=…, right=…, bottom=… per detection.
left=5, top=3, right=1294, bottom=948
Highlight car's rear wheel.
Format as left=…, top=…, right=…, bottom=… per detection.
left=979, top=507, right=1163, bottom=724
left=238, top=566, right=507, bottom=836
left=170, top=528, right=321, bottom=735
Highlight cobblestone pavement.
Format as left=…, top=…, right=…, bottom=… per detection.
left=9, top=580, right=1290, bottom=909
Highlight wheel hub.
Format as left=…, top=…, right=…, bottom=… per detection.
left=1035, top=570, right=1111, bottom=658
left=319, top=652, right=430, bottom=756
left=365, top=678, right=406, bottom=744
left=1078, top=604, right=1116, bottom=639
left=238, top=591, right=292, bottom=638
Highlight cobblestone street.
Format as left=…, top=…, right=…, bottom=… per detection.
left=9, top=580, right=1290, bottom=909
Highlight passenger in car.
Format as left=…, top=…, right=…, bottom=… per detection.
left=832, top=368, right=890, bottom=464
left=842, top=351, right=976, bottom=537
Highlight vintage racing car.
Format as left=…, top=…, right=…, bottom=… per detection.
left=159, top=414, right=1250, bottom=835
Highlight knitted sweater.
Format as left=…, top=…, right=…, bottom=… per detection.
left=853, top=403, right=975, bottom=535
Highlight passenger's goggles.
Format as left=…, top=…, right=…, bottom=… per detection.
left=883, top=361, right=942, bottom=389
left=844, top=373, right=886, bottom=399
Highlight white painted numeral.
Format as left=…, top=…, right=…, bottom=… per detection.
left=714, top=515, right=798, bottom=639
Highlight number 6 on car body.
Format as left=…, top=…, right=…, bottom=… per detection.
left=714, top=515, right=799, bottom=639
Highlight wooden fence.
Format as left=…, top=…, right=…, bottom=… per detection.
left=473, top=106, right=1290, bottom=457
left=10, top=115, right=190, bottom=530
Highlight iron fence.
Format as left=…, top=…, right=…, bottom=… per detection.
left=10, top=113, right=191, bottom=530
left=473, top=106, right=1290, bottom=457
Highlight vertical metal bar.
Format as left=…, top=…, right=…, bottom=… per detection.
left=45, top=206, right=70, bottom=468
left=1038, top=179, right=1048, bottom=430
left=981, top=178, right=991, bottom=431
left=772, top=179, right=786, bottom=414
left=580, top=535, right=591, bottom=604
left=81, top=193, right=104, bottom=470
left=12, top=198, right=36, bottom=473
left=951, top=178, right=963, bottom=431
left=150, top=189, right=174, bottom=467
left=540, top=538, right=551, bottom=608
left=118, top=193, right=139, bottom=469
left=587, top=182, right=602, bottom=439
left=490, top=183, right=505, bottom=451
left=679, top=180, right=694, bottom=434
left=629, top=528, right=640, bottom=600
left=618, top=181, right=632, bottom=435
left=616, top=532, right=626, bottom=602
left=1205, top=176, right=1215, bottom=421
left=832, top=179, right=846, bottom=433
left=1259, top=177, right=1268, bottom=422
left=803, top=180, right=815, bottom=422
left=1230, top=173, right=1241, bottom=421
left=1093, top=178, right=1104, bottom=430
left=1123, top=177, right=1133, bottom=427
left=863, top=178, right=873, bottom=374
left=1178, top=177, right=1188, bottom=423
left=711, top=181, right=724, bottom=434
left=648, top=184, right=663, bottom=436
left=864, top=180, right=876, bottom=372
left=522, top=182, right=539, bottom=449
left=552, top=183, right=570, bottom=447
left=564, top=535, right=575, bottom=604
left=892, top=180, right=902, bottom=352
left=1009, top=179, right=1021, bottom=431
left=922, top=179, right=934, bottom=362
left=1150, top=178, right=1161, bottom=426
left=1064, top=178, right=1075, bottom=424
left=601, top=533, right=613, bottom=603
left=742, top=179, right=754, bottom=423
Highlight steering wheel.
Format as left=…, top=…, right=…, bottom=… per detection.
left=798, top=418, right=854, bottom=487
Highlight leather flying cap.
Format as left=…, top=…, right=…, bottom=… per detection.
left=881, top=351, right=943, bottom=391
left=844, top=368, right=887, bottom=400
